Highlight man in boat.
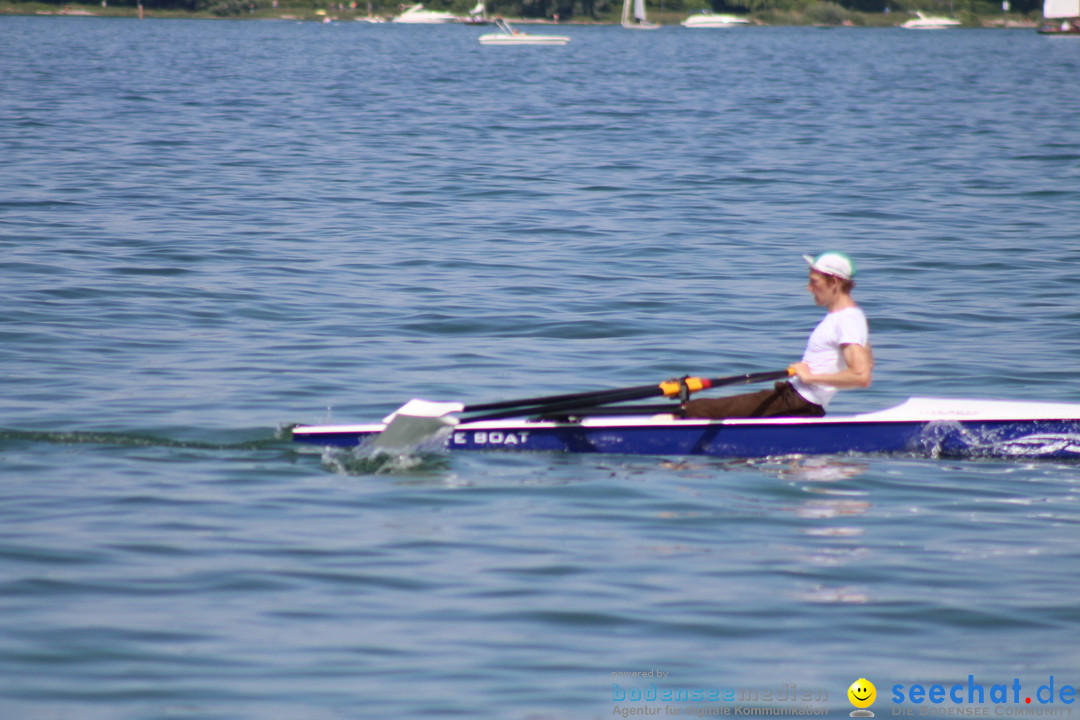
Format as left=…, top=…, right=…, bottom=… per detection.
left=682, top=252, right=873, bottom=419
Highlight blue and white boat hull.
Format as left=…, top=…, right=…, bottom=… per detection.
left=291, top=398, right=1080, bottom=460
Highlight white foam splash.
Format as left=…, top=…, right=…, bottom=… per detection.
left=918, top=421, right=1080, bottom=459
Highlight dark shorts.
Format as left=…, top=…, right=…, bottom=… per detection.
left=681, top=381, right=826, bottom=420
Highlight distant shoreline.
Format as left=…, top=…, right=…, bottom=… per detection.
left=0, top=2, right=1040, bottom=27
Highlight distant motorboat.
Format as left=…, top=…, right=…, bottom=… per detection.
left=900, top=11, right=961, bottom=28
left=1037, top=0, right=1080, bottom=32
left=391, top=3, right=458, bottom=23
left=622, top=0, right=660, bottom=29
left=478, top=18, right=571, bottom=45
left=680, top=12, right=751, bottom=27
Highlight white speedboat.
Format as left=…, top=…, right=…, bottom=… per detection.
left=478, top=18, right=570, bottom=45
left=901, top=11, right=961, bottom=28
left=680, top=12, right=751, bottom=27
left=391, top=3, right=458, bottom=23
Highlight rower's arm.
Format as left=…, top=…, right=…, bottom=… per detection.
left=792, top=343, right=874, bottom=389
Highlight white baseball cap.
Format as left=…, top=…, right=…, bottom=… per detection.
left=803, top=251, right=856, bottom=280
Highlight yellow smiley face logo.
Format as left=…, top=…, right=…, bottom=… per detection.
left=848, top=678, right=876, bottom=708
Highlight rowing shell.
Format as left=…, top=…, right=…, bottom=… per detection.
left=290, top=397, right=1080, bottom=460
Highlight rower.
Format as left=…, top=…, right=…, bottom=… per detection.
left=682, top=251, right=873, bottom=419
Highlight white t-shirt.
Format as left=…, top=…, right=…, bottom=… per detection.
left=790, top=306, right=869, bottom=408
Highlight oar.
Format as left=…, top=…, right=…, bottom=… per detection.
left=458, top=368, right=793, bottom=416
left=369, top=368, right=792, bottom=450
left=461, top=369, right=793, bottom=422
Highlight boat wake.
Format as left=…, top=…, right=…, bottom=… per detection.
left=0, top=424, right=453, bottom=475
left=0, top=427, right=284, bottom=451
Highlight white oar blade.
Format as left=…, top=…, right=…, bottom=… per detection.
left=369, top=398, right=464, bottom=451
left=369, top=415, right=456, bottom=451
left=381, top=399, right=465, bottom=424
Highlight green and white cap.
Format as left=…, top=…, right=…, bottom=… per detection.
left=803, top=251, right=855, bottom=281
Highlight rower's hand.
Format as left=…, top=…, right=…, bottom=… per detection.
left=790, top=362, right=813, bottom=384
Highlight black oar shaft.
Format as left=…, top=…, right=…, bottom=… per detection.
left=462, top=383, right=660, bottom=414
left=463, top=369, right=790, bottom=416
left=465, top=386, right=671, bottom=423
left=462, top=369, right=792, bottom=423
left=537, top=403, right=683, bottom=418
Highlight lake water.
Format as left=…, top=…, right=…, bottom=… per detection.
left=2, top=15, right=1080, bottom=720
